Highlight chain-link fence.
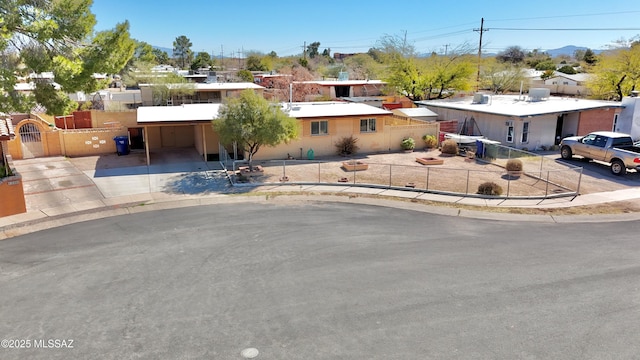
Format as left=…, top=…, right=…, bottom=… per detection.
left=217, top=143, right=583, bottom=199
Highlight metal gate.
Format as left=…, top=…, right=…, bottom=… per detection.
left=19, top=123, right=44, bottom=158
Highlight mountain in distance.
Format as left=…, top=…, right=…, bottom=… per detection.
left=153, top=46, right=172, bottom=55
left=543, top=45, right=603, bottom=57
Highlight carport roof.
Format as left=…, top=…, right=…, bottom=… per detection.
left=137, top=104, right=222, bottom=123
left=394, top=107, right=438, bottom=117
left=416, top=95, right=623, bottom=118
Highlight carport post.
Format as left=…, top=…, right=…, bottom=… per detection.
left=144, top=126, right=150, bottom=166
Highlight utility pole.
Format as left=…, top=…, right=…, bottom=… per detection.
left=443, top=43, right=450, bottom=56
left=303, top=41, right=306, bottom=60
left=474, top=18, right=488, bottom=91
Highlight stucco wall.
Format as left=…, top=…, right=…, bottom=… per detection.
left=0, top=173, right=26, bottom=217
left=253, top=116, right=437, bottom=160
left=426, top=108, right=558, bottom=149
left=60, top=128, right=127, bottom=157
left=92, top=110, right=138, bottom=128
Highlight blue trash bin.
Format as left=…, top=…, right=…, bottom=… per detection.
left=113, top=136, right=129, bottom=156
left=475, top=140, right=484, bottom=158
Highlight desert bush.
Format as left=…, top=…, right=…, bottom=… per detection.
left=506, top=158, right=523, bottom=172
left=422, top=134, right=437, bottom=148
left=401, top=137, right=415, bottom=150
left=477, top=181, right=503, bottom=196
left=440, top=139, right=459, bottom=155
left=335, top=135, right=359, bottom=156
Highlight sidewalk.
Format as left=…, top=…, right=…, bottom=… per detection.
left=3, top=152, right=640, bottom=240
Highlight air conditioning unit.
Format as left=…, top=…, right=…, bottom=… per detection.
left=505, top=120, right=514, bottom=126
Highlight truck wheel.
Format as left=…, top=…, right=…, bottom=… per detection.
left=560, top=146, right=573, bottom=159
left=611, top=160, right=626, bottom=176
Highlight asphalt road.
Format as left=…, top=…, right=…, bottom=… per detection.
left=1, top=202, right=639, bottom=359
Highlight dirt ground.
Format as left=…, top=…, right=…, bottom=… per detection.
left=240, top=148, right=632, bottom=197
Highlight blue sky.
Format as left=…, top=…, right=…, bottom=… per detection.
left=91, top=0, right=640, bottom=57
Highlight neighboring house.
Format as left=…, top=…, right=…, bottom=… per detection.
left=135, top=101, right=438, bottom=164
left=618, top=94, right=640, bottom=140
left=542, top=72, right=592, bottom=96
left=296, top=80, right=385, bottom=100
left=139, top=82, right=265, bottom=106
left=416, top=90, right=623, bottom=149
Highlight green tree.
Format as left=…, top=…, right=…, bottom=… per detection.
left=480, top=58, right=527, bottom=94
left=237, top=69, right=254, bottom=82
left=524, top=49, right=551, bottom=68
left=213, top=89, right=299, bottom=167
left=583, top=48, right=598, bottom=65
left=152, top=48, right=170, bottom=64
left=135, top=41, right=156, bottom=64
left=307, top=42, right=320, bottom=59
left=191, top=51, right=212, bottom=70
left=557, top=65, right=577, bottom=74
left=535, top=60, right=557, bottom=71
left=385, top=50, right=474, bottom=100
left=246, top=54, right=267, bottom=71
left=0, top=0, right=135, bottom=115
left=173, top=35, right=193, bottom=69
left=343, top=53, right=384, bottom=80
left=587, top=44, right=640, bottom=101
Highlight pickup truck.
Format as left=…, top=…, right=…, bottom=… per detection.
left=560, top=131, right=640, bottom=175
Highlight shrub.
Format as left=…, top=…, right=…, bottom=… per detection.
left=335, top=135, right=359, bottom=156
left=477, top=181, right=503, bottom=196
left=0, top=165, right=6, bottom=178
left=506, top=158, right=523, bottom=172
left=422, top=134, right=437, bottom=148
left=401, top=137, right=415, bottom=150
left=440, top=139, right=459, bottom=155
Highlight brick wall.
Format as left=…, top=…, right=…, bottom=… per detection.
left=577, top=109, right=616, bottom=135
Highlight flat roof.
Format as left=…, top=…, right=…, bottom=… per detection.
left=284, top=102, right=392, bottom=118
left=395, top=107, right=438, bottom=117
left=416, top=95, right=623, bottom=118
left=139, top=82, right=264, bottom=91
left=296, top=80, right=385, bottom=86
left=136, top=101, right=392, bottom=124
left=137, top=104, right=222, bottom=123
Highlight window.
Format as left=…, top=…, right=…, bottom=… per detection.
left=311, top=120, right=328, bottom=135
left=563, top=81, right=569, bottom=85
left=506, top=125, right=514, bottom=143
left=360, top=118, right=376, bottom=133
left=521, top=122, right=529, bottom=143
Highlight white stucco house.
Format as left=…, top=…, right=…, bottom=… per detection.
left=416, top=90, right=624, bottom=150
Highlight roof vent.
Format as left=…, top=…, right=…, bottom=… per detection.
left=528, top=88, right=550, bottom=102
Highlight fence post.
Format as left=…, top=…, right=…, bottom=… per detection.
left=425, top=167, right=430, bottom=190
left=466, top=170, right=470, bottom=195
left=506, top=175, right=511, bottom=197
left=545, top=170, right=550, bottom=197
left=576, top=168, right=583, bottom=195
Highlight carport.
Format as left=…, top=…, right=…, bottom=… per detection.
left=136, top=104, right=221, bottom=166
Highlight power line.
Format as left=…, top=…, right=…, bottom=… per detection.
left=488, top=10, right=640, bottom=22
left=490, top=27, right=640, bottom=31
